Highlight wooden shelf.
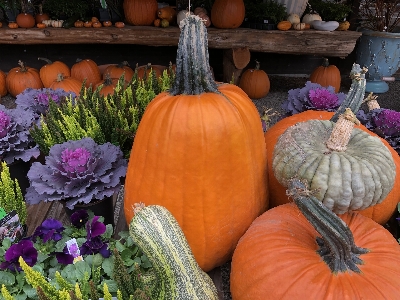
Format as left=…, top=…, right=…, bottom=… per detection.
left=0, top=25, right=362, bottom=57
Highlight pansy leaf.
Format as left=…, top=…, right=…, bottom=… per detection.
left=102, top=279, right=118, bottom=293
left=117, top=231, right=129, bottom=239
left=102, top=257, right=114, bottom=278
left=140, top=255, right=152, bottom=269
left=92, top=253, right=104, bottom=267
left=22, top=285, right=37, bottom=298
left=75, top=260, right=91, bottom=280
left=115, top=240, right=126, bottom=252
left=0, top=270, right=15, bottom=285
left=103, top=224, right=113, bottom=239
left=61, top=264, right=77, bottom=281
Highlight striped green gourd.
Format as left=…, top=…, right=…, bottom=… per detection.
left=129, top=204, right=219, bottom=300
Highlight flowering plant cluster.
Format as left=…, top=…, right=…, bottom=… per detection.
left=25, top=137, right=127, bottom=210
left=281, top=81, right=346, bottom=117
left=357, top=108, right=400, bottom=155
left=0, top=210, right=152, bottom=299
left=0, top=105, right=40, bottom=164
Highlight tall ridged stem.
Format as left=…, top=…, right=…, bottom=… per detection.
left=330, top=64, right=368, bottom=122
left=286, top=178, right=369, bottom=274
left=169, top=15, right=218, bottom=95
left=364, top=92, right=380, bottom=111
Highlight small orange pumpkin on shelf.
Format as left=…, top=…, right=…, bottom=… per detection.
left=153, top=18, right=161, bottom=27
left=74, top=20, right=84, bottom=27
left=8, top=22, right=19, bottom=29
left=157, top=6, right=176, bottom=24
left=310, top=57, right=341, bottom=93
left=92, top=21, right=102, bottom=28
left=6, top=60, right=43, bottom=97
left=103, top=61, right=134, bottom=82
left=36, top=22, right=46, bottom=28
left=103, top=20, right=112, bottom=27
left=114, top=21, right=125, bottom=28
left=239, top=60, right=270, bottom=99
left=94, top=75, right=120, bottom=97
left=84, top=21, right=92, bottom=28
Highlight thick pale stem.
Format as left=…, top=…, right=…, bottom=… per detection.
left=286, top=178, right=368, bottom=274
left=364, top=92, right=380, bottom=111
left=326, top=108, right=360, bottom=151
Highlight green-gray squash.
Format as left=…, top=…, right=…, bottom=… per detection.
left=129, top=203, right=219, bottom=300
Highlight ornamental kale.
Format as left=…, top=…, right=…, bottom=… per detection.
left=281, top=81, right=346, bottom=117
left=25, top=137, right=127, bottom=210
left=357, top=108, right=400, bottom=155
left=0, top=105, right=40, bottom=164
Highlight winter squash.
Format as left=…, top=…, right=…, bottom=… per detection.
left=123, top=0, right=158, bottom=26
left=302, top=13, right=321, bottom=27
left=114, top=21, right=125, bottom=28
left=231, top=178, right=400, bottom=299
left=74, top=20, right=84, bottom=27
left=8, top=22, right=18, bottom=28
left=211, top=0, right=245, bottom=29
left=71, top=58, right=101, bottom=88
left=157, top=6, right=176, bottom=24
left=293, top=22, right=307, bottom=30
left=153, top=18, right=161, bottom=27
left=124, top=15, right=268, bottom=272
left=0, top=70, right=7, bottom=97
left=84, top=21, right=92, bottom=27
left=6, top=60, right=43, bottom=97
left=287, top=13, right=300, bottom=24
left=103, top=61, right=134, bottom=82
left=129, top=204, right=219, bottom=299
left=196, top=11, right=211, bottom=27
left=103, top=20, right=112, bottom=27
left=38, top=57, right=71, bottom=88
left=277, top=20, right=291, bottom=30
left=92, top=21, right=102, bottom=28
left=50, top=73, right=82, bottom=96
left=310, top=57, right=341, bottom=93
left=94, top=75, right=119, bottom=97
left=16, top=13, right=35, bottom=28
left=36, top=22, right=46, bottom=28
left=50, top=19, right=63, bottom=28
left=239, top=60, right=270, bottom=99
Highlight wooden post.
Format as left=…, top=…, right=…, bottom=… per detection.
left=222, top=47, right=251, bottom=84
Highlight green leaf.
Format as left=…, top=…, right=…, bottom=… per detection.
left=75, top=260, right=91, bottom=280
left=102, top=256, right=114, bottom=278
left=118, top=231, right=129, bottom=239
left=61, top=264, right=77, bottom=281
left=103, top=224, right=113, bottom=239
left=115, top=240, right=126, bottom=252
left=22, top=285, right=37, bottom=298
left=0, top=270, right=15, bottom=286
left=36, top=251, right=48, bottom=263
left=102, top=279, right=118, bottom=293
left=140, top=255, right=152, bottom=269
left=2, top=238, right=11, bottom=249
left=92, top=253, right=104, bottom=267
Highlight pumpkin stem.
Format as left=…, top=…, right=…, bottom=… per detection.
left=254, top=60, right=261, bottom=70
left=326, top=108, right=360, bottom=152
left=330, top=64, right=368, bottom=123
left=321, top=57, right=330, bottom=67
left=363, top=92, right=380, bottom=111
left=56, top=73, right=65, bottom=82
left=38, top=57, right=53, bottom=65
left=133, top=202, right=146, bottom=214
left=17, top=60, right=28, bottom=72
left=286, top=178, right=369, bottom=274
left=169, top=15, right=218, bottom=95
left=118, top=61, right=130, bottom=68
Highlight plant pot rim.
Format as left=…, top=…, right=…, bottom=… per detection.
left=358, top=28, right=400, bottom=38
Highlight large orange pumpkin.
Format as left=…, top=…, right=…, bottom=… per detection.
left=211, top=0, right=245, bottom=29
left=123, top=0, right=158, bottom=26
left=71, top=58, right=101, bottom=89
left=124, top=15, right=268, bottom=272
left=103, top=61, right=134, bottom=82
left=310, top=57, right=341, bottom=93
left=265, top=110, right=400, bottom=225
left=231, top=178, right=400, bottom=299
left=94, top=75, right=120, bottom=97
left=6, top=60, right=43, bottom=97
left=38, top=57, right=71, bottom=88
left=239, top=60, right=270, bottom=99
left=50, top=73, right=82, bottom=96
left=16, top=13, right=35, bottom=28
left=0, top=70, right=7, bottom=97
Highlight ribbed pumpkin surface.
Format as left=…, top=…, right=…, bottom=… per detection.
left=50, top=75, right=82, bottom=96
left=239, top=65, right=270, bottom=99
left=265, top=110, right=400, bottom=224
left=310, top=58, right=341, bottom=93
left=0, top=70, right=7, bottom=97
left=39, top=58, right=71, bottom=88
left=231, top=203, right=400, bottom=300
left=123, top=0, right=158, bottom=26
left=124, top=83, right=268, bottom=272
left=71, top=59, right=101, bottom=88
left=6, top=63, right=43, bottom=97
left=211, top=0, right=245, bottom=29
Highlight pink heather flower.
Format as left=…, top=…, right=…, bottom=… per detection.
left=61, top=147, right=92, bottom=174
left=308, top=89, right=339, bottom=110
left=0, top=111, right=11, bottom=139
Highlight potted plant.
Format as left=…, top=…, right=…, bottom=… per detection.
left=355, top=0, right=400, bottom=93
left=25, top=137, right=127, bottom=225
left=42, top=0, right=89, bottom=20
left=243, top=0, right=287, bottom=30
left=0, top=0, right=20, bottom=22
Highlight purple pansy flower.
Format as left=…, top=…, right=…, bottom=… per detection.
left=0, top=240, right=38, bottom=272
left=32, top=219, right=64, bottom=243
left=55, top=246, right=74, bottom=265
left=80, top=215, right=110, bottom=257
left=70, top=209, right=89, bottom=228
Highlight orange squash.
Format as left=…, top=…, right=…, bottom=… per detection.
left=0, top=70, right=7, bottom=97
left=239, top=60, right=270, bottom=99
left=103, top=61, right=134, bottom=82
left=310, top=57, right=341, bottom=93
left=211, top=0, right=245, bottom=29
left=38, top=57, right=71, bottom=88
left=16, top=13, right=35, bottom=28
left=124, top=15, right=268, bottom=272
left=6, top=60, right=43, bottom=97
left=157, top=6, right=176, bottom=23
left=123, top=0, right=158, bottom=26
left=71, top=58, right=101, bottom=88
left=50, top=73, right=82, bottom=96
left=94, top=75, right=119, bottom=97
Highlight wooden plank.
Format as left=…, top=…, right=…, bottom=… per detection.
left=0, top=26, right=362, bottom=57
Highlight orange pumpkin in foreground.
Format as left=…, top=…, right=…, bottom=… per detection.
left=38, top=57, right=71, bottom=88
left=310, top=57, right=341, bottom=93
left=6, top=60, right=43, bottom=97
left=124, top=15, right=268, bottom=272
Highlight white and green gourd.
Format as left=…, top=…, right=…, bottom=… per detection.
left=129, top=203, right=219, bottom=300
left=272, top=64, right=396, bottom=215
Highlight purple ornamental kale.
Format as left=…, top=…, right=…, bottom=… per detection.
left=357, top=108, right=400, bottom=155
left=0, top=105, right=40, bottom=164
left=25, top=137, right=127, bottom=210
left=281, top=81, right=346, bottom=117
left=32, top=219, right=65, bottom=243
left=0, top=240, right=38, bottom=272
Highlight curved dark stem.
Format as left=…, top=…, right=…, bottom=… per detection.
left=287, top=178, right=369, bottom=274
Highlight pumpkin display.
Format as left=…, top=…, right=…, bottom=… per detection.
left=71, top=58, right=101, bottom=88
left=103, top=61, right=134, bottom=82
left=124, top=15, right=268, bottom=272
left=211, top=0, right=245, bottom=29
left=50, top=73, right=82, bottom=95
left=38, top=57, right=71, bottom=88
left=0, top=69, right=7, bottom=97
left=74, top=20, right=84, bottom=27
left=231, top=178, right=400, bottom=299
left=92, top=21, right=102, bottom=28
left=136, top=63, right=164, bottom=80
left=310, top=57, right=341, bottom=93
left=103, top=20, right=112, bottom=27
left=16, top=13, right=35, bottom=28
left=123, top=0, right=158, bottom=26
left=6, top=60, right=43, bottom=97
left=239, top=60, right=270, bottom=99
left=157, top=6, right=176, bottom=24
left=94, top=75, right=119, bottom=97
left=84, top=21, right=92, bottom=27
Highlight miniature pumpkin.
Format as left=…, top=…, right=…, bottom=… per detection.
left=50, top=73, right=82, bottom=95
left=92, top=21, right=102, bottom=28
left=6, top=60, right=43, bottom=97
left=211, top=0, right=245, bottom=29
left=71, top=58, right=101, bottom=88
left=8, top=22, right=18, bottom=28
left=153, top=18, right=161, bottom=27
left=103, top=20, right=112, bottom=27
left=0, top=70, right=7, bottom=97
left=114, top=21, right=125, bottom=28
left=91, top=17, right=99, bottom=23
left=124, top=15, right=268, bottom=272
left=337, top=20, right=350, bottom=31
left=277, top=20, right=291, bottom=30
left=51, top=19, right=63, bottom=28
left=42, top=19, right=52, bottom=27
left=310, top=57, right=341, bottom=93
left=103, top=61, right=134, bottom=82
left=239, top=60, right=270, bottom=99
left=160, top=18, right=169, bottom=28
left=38, top=57, right=71, bottom=88
left=302, top=13, right=321, bottom=27
left=231, top=178, right=400, bottom=299
left=84, top=21, right=92, bottom=28
left=123, top=0, right=158, bottom=26
left=16, top=13, right=35, bottom=28
left=293, top=22, right=307, bottom=30
left=36, top=22, right=46, bottom=28
left=74, top=20, right=84, bottom=27
left=157, top=6, right=176, bottom=23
